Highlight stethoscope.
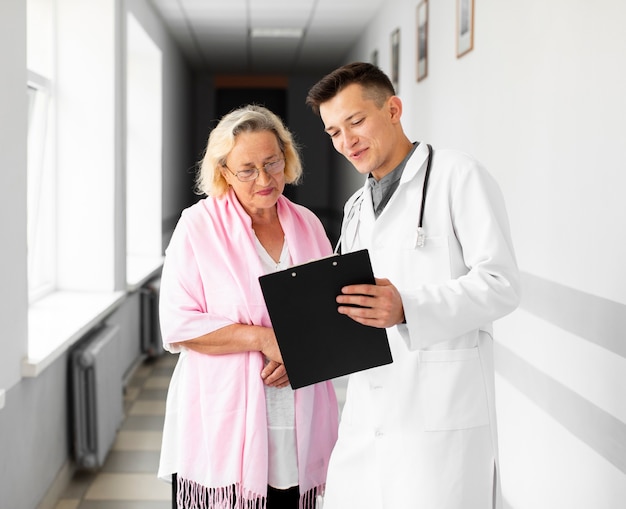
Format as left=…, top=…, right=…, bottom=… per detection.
left=334, top=143, right=433, bottom=254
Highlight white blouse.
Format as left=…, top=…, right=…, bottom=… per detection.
left=254, top=236, right=298, bottom=489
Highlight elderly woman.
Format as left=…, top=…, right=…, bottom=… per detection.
left=158, top=105, right=339, bottom=509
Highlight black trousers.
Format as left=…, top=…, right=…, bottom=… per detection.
left=172, top=473, right=300, bottom=509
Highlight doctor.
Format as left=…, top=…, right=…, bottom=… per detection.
left=306, top=62, right=521, bottom=508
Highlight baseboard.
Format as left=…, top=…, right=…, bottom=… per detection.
left=36, top=460, right=76, bottom=509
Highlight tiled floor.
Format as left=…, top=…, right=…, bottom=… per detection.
left=54, top=353, right=348, bottom=509
left=54, top=354, right=176, bottom=509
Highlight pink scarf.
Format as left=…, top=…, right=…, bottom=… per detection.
left=159, top=189, right=339, bottom=508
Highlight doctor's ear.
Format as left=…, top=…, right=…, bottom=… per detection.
left=387, top=95, right=403, bottom=122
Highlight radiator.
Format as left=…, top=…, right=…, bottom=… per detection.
left=140, top=277, right=164, bottom=357
left=70, top=324, right=123, bottom=470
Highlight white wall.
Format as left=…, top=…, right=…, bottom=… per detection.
left=0, top=0, right=28, bottom=396
left=344, top=0, right=626, bottom=507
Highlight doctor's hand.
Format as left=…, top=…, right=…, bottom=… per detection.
left=336, top=277, right=405, bottom=328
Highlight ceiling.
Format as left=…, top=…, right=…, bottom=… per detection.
left=148, top=0, right=387, bottom=74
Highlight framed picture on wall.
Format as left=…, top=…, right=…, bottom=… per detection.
left=371, top=49, right=379, bottom=67
left=456, top=0, right=474, bottom=57
left=417, top=0, right=428, bottom=81
left=391, top=28, right=400, bottom=92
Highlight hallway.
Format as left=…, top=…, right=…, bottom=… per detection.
left=53, top=354, right=348, bottom=509
left=4, top=1, right=626, bottom=508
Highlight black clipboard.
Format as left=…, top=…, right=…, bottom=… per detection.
left=258, top=249, right=392, bottom=389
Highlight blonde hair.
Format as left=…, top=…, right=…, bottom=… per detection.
left=196, top=105, right=303, bottom=197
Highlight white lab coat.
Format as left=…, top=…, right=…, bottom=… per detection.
left=323, top=142, right=520, bottom=509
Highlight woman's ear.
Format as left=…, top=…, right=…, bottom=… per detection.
left=219, top=166, right=233, bottom=188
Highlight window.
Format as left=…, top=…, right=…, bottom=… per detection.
left=26, top=0, right=126, bottom=373
left=126, top=13, right=164, bottom=285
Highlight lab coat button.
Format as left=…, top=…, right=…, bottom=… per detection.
left=375, top=430, right=384, bottom=438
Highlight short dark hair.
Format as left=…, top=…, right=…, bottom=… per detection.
left=306, top=62, right=396, bottom=115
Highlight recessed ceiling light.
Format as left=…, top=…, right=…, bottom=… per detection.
left=250, top=27, right=303, bottom=38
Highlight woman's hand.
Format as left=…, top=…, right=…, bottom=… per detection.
left=259, top=328, right=290, bottom=387
left=262, top=360, right=290, bottom=388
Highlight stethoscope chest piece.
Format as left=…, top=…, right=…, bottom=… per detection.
left=416, top=226, right=426, bottom=248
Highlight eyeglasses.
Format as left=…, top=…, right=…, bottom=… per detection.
left=223, top=158, right=286, bottom=182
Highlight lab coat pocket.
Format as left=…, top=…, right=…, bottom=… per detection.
left=419, top=347, right=490, bottom=431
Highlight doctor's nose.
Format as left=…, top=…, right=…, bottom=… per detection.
left=339, top=130, right=359, bottom=150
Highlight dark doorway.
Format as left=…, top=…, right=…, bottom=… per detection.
left=215, top=88, right=287, bottom=122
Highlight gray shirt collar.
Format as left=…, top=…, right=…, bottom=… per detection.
left=369, top=142, right=418, bottom=218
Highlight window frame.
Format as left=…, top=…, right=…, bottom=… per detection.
left=26, top=69, right=56, bottom=303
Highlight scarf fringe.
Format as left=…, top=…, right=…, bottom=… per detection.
left=175, top=477, right=325, bottom=509
left=176, top=478, right=266, bottom=509
left=300, top=484, right=325, bottom=509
